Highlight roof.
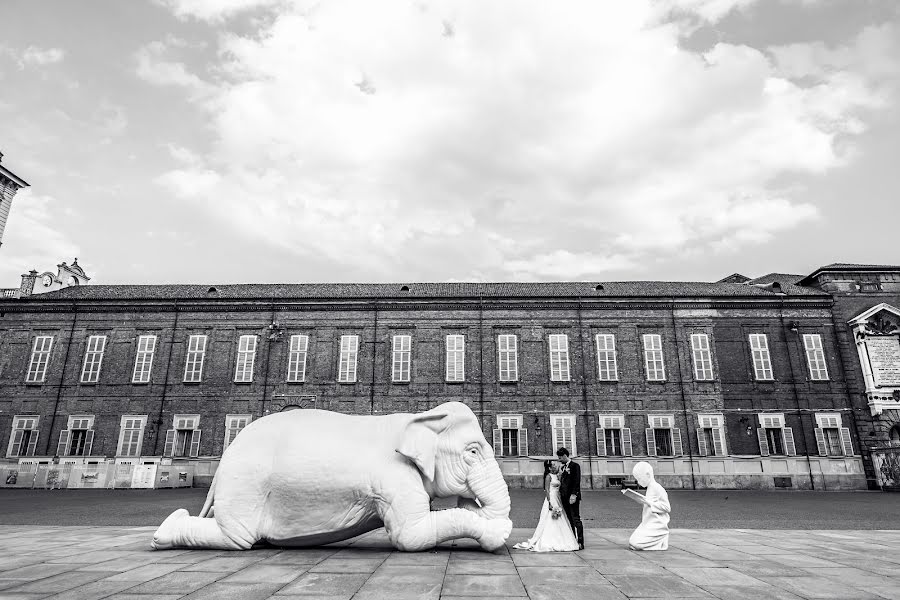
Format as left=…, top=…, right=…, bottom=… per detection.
left=21, top=280, right=831, bottom=302
left=0, top=163, right=29, bottom=188
left=747, top=273, right=805, bottom=285
left=716, top=273, right=751, bottom=284
left=800, top=263, right=900, bottom=286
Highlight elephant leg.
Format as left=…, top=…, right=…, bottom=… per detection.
left=380, top=498, right=511, bottom=552
left=150, top=509, right=257, bottom=551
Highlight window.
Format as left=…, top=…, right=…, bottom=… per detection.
left=551, top=414, right=576, bottom=456
left=80, top=335, right=107, bottom=383
left=595, top=334, right=618, bottom=381
left=642, top=334, right=666, bottom=381
left=803, top=334, right=829, bottom=381
left=757, top=413, right=796, bottom=456
left=183, top=334, right=208, bottom=383
left=498, top=334, right=518, bottom=382
left=697, top=414, right=727, bottom=457
left=234, top=335, right=258, bottom=383
left=690, top=333, right=714, bottom=380
left=548, top=334, right=571, bottom=381
left=492, top=415, right=527, bottom=457
left=596, top=415, right=632, bottom=457
left=392, top=335, right=411, bottom=382
left=224, top=414, right=252, bottom=452
left=164, top=415, right=201, bottom=458
left=445, top=334, right=465, bottom=382
left=7, top=416, right=40, bottom=457
left=57, top=415, right=95, bottom=457
left=749, top=334, right=773, bottom=380
left=814, top=413, right=853, bottom=456
left=132, top=335, right=157, bottom=383
left=645, top=415, right=683, bottom=457
left=116, top=415, right=147, bottom=457
left=338, top=335, right=359, bottom=383
left=26, top=336, right=53, bottom=383
left=286, top=335, right=309, bottom=382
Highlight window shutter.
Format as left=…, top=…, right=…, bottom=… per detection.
left=9, top=429, right=24, bottom=457
left=645, top=428, right=656, bottom=457
left=492, top=429, right=502, bottom=456
left=518, top=429, right=528, bottom=456
left=163, top=429, right=176, bottom=457
left=783, top=428, right=797, bottom=456
left=83, top=430, right=94, bottom=456
left=25, top=430, right=40, bottom=456
left=840, top=428, right=853, bottom=456
left=622, top=428, right=633, bottom=457
left=711, top=427, right=725, bottom=456
left=189, top=430, right=202, bottom=458
left=696, top=429, right=708, bottom=457
left=814, top=428, right=828, bottom=456
left=672, top=428, right=683, bottom=457
left=757, top=428, right=769, bottom=457
left=57, top=430, right=71, bottom=457
left=596, top=428, right=606, bottom=457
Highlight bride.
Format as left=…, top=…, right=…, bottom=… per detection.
left=514, top=460, right=579, bottom=552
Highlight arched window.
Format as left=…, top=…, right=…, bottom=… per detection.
left=890, top=425, right=900, bottom=446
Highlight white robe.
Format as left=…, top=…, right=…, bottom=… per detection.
left=514, top=474, right=579, bottom=552
left=628, top=481, right=670, bottom=551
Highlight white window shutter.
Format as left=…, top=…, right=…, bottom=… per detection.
left=493, top=429, right=502, bottom=456
left=57, top=430, right=71, bottom=457
left=757, top=428, right=769, bottom=457
left=840, top=428, right=853, bottom=456
left=163, top=429, right=176, bottom=457
left=25, top=430, right=39, bottom=456
left=518, top=429, right=528, bottom=456
left=596, top=428, right=606, bottom=457
left=9, top=429, right=24, bottom=457
left=645, top=428, right=656, bottom=457
left=672, top=428, right=684, bottom=457
left=696, top=429, right=708, bottom=457
left=712, top=427, right=725, bottom=456
left=622, top=428, right=633, bottom=457
left=783, top=428, right=797, bottom=456
left=814, top=428, right=828, bottom=456
left=189, top=430, right=202, bottom=458
left=83, top=430, right=94, bottom=456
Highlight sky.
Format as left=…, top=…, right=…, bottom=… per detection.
left=1, top=0, right=898, bottom=286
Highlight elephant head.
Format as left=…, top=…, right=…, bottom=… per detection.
left=396, top=402, right=511, bottom=520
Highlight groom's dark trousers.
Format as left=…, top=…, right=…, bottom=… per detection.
left=560, top=461, right=584, bottom=547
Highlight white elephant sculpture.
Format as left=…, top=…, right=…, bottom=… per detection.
left=151, top=401, right=513, bottom=552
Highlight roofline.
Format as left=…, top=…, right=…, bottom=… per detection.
left=801, top=263, right=900, bottom=285
left=0, top=164, right=30, bottom=188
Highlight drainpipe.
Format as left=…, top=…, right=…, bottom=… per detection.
left=576, top=297, right=595, bottom=489
left=152, top=301, right=179, bottom=454
left=478, top=295, right=485, bottom=433
left=780, top=303, right=817, bottom=490
left=369, top=300, right=379, bottom=415
left=44, top=302, right=78, bottom=455
left=670, top=300, right=696, bottom=490
left=259, top=298, right=277, bottom=418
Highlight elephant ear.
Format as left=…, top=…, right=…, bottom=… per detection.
left=396, top=412, right=450, bottom=481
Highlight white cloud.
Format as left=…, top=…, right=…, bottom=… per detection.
left=0, top=191, right=81, bottom=285
left=135, top=40, right=210, bottom=93
left=151, top=0, right=895, bottom=281
left=0, top=45, right=65, bottom=69
left=155, top=0, right=282, bottom=21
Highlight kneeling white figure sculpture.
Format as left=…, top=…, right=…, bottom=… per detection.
left=622, top=461, right=670, bottom=551
left=151, top=401, right=512, bottom=552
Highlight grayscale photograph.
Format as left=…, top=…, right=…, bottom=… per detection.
left=1, top=1, right=899, bottom=598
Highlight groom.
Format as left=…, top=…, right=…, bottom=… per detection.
left=556, top=447, right=584, bottom=550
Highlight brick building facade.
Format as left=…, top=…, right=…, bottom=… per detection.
left=5, top=267, right=896, bottom=491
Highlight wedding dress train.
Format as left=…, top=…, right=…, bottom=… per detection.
left=513, top=473, right=579, bottom=552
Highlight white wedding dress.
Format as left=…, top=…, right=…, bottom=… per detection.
left=514, top=473, right=579, bottom=552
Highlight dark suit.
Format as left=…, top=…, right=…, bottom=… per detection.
left=559, top=460, right=584, bottom=547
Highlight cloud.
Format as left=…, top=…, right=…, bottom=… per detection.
left=152, top=0, right=895, bottom=281
left=0, top=191, right=81, bottom=284
left=0, top=45, right=65, bottom=69
left=135, top=40, right=210, bottom=93
left=155, top=0, right=282, bottom=21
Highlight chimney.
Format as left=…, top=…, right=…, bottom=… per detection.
left=20, top=270, right=38, bottom=297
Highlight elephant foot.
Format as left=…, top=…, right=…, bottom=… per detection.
left=477, top=517, right=512, bottom=552
left=151, top=508, right=189, bottom=550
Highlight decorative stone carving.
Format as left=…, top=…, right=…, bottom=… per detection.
left=622, top=461, right=670, bottom=551
left=151, top=401, right=512, bottom=552
left=849, top=304, right=900, bottom=415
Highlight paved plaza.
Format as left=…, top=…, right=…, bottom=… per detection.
left=0, top=525, right=898, bottom=599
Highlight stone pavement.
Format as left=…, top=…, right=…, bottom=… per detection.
left=0, top=526, right=898, bottom=599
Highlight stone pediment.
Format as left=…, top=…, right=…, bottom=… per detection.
left=850, top=303, right=900, bottom=415
left=848, top=303, right=900, bottom=337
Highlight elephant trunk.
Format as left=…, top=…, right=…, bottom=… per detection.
left=467, top=458, right=511, bottom=520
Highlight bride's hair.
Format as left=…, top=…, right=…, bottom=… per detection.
left=543, top=460, right=552, bottom=478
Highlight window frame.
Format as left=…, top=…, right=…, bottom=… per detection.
left=337, top=334, right=360, bottom=383
left=550, top=414, right=576, bottom=457
left=595, top=333, right=618, bottom=381
left=7, top=415, right=40, bottom=458
left=803, top=333, right=829, bottom=381
left=814, top=412, right=853, bottom=457
left=697, top=413, right=727, bottom=457
left=494, top=414, right=526, bottom=457
left=234, top=334, right=258, bottom=383
left=548, top=334, right=571, bottom=382
left=223, top=414, right=252, bottom=452
left=391, top=334, right=412, bottom=383
left=445, top=334, right=465, bottom=382
left=58, top=414, right=96, bottom=457
left=286, top=334, right=310, bottom=383
left=80, top=335, right=107, bottom=384
left=116, top=415, right=147, bottom=457
left=132, top=334, right=157, bottom=384
left=690, top=333, right=714, bottom=381
left=642, top=333, right=666, bottom=381
left=596, top=414, right=631, bottom=457
left=497, top=334, right=519, bottom=382
left=26, top=335, right=54, bottom=383
left=183, top=334, right=208, bottom=383
left=748, top=333, right=774, bottom=381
